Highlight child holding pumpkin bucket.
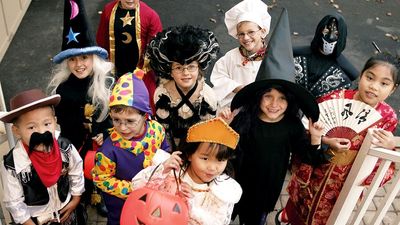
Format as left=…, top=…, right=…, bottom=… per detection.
left=92, top=70, right=170, bottom=225
left=129, top=117, right=242, bottom=225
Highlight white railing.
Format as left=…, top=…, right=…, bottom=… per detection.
left=327, top=129, right=400, bottom=225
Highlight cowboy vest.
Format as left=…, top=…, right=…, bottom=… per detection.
left=3, top=137, right=72, bottom=206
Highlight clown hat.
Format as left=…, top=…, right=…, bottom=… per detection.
left=231, top=8, right=319, bottom=122
left=53, top=0, right=108, bottom=63
left=146, top=25, right=219, bottom=79
left=109, top=69, right=152, bottom=115
left=224, top=0, right=271, bottom=38
left=0, top=89, right=60, bottom=123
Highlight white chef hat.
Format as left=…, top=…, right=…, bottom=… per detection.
left=225, top=0, right=271, bottom=38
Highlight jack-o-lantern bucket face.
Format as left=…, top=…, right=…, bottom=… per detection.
left=120, top=186, right=189, bottom=225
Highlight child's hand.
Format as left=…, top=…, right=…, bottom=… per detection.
left=92, top=133, right=104, bottom=146
left=322, top=136, right=351, bottom=152
left=308, top=118, right=324, bottom=145
left=372, top=129, right=395, bottom=149
left=163, top=151, right=183, bottom=174
left=59, top=196, right=80, bottom=222
left=218, top=107, right=239, bottom=124
left=178, top=182, right=194, bottom=199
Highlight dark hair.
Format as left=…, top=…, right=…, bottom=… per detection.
left=231, top=84, right=300, bottom=138
left=361, top=52, right=400, bottom=87
left=177, top=141, right=235, bottom=179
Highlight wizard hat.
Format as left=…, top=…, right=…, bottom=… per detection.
left=0, top=89, right=61, bottom=123
left=231, top=8, right=319, bottom=122
left=53, top=0, right=108, bottom=63
left=109, top=69, right=152, bottom=115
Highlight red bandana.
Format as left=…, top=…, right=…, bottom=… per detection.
left=24, top=139, right=62, bottom=187
left=239, top=46, right=267, bottom=66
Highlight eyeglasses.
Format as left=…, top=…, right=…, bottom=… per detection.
left=236, top=29, right=262, bottom=39
left=172, top=64, right=199, bottom=74
left=111, top=117, right=143, bottom=128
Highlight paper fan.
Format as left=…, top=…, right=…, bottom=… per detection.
left=318, top=99, right=382, bottom=140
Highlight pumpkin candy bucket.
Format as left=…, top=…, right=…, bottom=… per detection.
left=120, top=168, right=189, bottom=225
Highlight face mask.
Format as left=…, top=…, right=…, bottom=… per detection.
left=320, top=18, right=339, bottom=55
left=321, top=38, right=337, bottom=55
left=29, top=131, right=54, bottom=153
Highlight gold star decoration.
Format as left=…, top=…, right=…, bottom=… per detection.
left=120, top=11, right=134, bottom=27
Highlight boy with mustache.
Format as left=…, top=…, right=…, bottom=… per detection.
left=0, top=89, right=84, bottom=225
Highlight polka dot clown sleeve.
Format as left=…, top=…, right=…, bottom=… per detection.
left=92, top=152, right=132, bottom=199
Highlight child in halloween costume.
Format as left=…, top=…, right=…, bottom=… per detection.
left=131, top=117, right=242, bottom=225
left=96, top=0, right=162, bottom=112
left=211, top=0, right=271, bottom=109
left=146, top=25, right=219, bottom=150
left=0, top=89, right=84, bottom=225
left=228, top=9, right=329, bottom=225
left=294, top=13, right=359, bottom=98
left=93, top=70, right=170, bottom=225
left=48, top=0, right=113, bottom=215
left=281, top=53, right=399, bottom=225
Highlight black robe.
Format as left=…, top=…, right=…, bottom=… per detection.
left=232, top=116, right=324, bottom=224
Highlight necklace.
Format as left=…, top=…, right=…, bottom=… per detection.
left=190, top=186, right=210, bottom=192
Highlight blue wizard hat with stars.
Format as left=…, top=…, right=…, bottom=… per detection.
left=53, top=0, right=108, bottom=63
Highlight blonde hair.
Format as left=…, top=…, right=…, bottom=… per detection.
left=48, top=54, right=115, bottom=122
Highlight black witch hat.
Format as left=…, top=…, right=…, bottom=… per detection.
left=53, top=0, right=108, bottom=63
left=231, top=8, right=319, bottom=122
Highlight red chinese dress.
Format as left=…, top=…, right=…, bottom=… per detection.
left=286, top=89, right=398, bottom=225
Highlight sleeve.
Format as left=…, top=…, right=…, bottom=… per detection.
left=1, top=163, right=31, bottom=224
left=96, top=5, right=110, bottom=52
left=210, top=54, right=242, bottom=106
left=68, top=145, right=85, bottom=196
left=131, top=164, right=166, bottom=190
left=147, top=9, right=162, bottom=40
left=291, top=120, right=330, bottom=166
left=92, top=152, right=132, bottom=199
left=336, top=54, right=359, bottom=81
left=292, top=45, right=311, bottom=57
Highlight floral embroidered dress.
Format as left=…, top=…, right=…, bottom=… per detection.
left=92, top=120, right=169, bottom=225
left=286, top=89, right=398, bottom=225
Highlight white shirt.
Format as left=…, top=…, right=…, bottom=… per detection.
left=210, top=47, right=262, bottom=109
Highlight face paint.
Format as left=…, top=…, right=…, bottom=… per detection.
left=321, top=18, right=339, bottom=55
left=29, top=131, right=54, bottom=153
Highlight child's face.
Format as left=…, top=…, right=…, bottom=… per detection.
left=236, top=21, right=266, bottom=54
left=110, top=109, right=146, bottom=140
left=119, top=0, right=139, bottom=10
left=67, top=54, right=93, bottom=79
left=258, top=88, right=288, bottom=123
left=12, top=107, right=57, bottom=151
left=171, top=61, right=199, bottom=93
left=187, top=142, right=227, bottom=184
left=356, top=64, right=396, bottom=107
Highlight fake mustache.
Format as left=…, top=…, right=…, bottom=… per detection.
left=29, top=131, right=54, bottom=152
